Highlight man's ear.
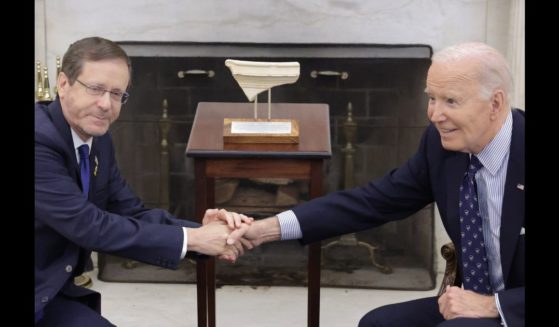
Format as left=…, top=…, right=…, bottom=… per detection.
left=57, top=72, right=69, bottom=98
left=490, top=89, right=505, bottom=119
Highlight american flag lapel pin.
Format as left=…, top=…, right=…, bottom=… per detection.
left=516, top=183, right=524, bottom=191
left=94, top=156, right=99, bottom=176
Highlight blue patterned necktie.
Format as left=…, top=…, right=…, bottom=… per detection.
left=459, top=155, right=492, bottom=294
left=78, top=144, right=90, bottom=198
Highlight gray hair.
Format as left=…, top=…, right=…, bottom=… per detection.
left=432, top=42, right=513, bottom=104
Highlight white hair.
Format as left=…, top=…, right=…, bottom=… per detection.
left=432, top=42, right=514, bottom=104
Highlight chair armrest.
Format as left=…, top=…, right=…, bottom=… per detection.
left=437, top=242, right=461, bottom=296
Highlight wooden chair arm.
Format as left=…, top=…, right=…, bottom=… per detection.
left=437, top=242, right=461, bottom=296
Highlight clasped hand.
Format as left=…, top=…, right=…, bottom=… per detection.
left=190, top=208, right=255, bottom=263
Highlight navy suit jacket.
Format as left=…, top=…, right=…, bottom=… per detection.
left=293, top=109, right=524, bottom=325
left=35, top=99, right=200, bottom=316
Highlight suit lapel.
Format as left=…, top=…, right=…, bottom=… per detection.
left=499, top=110, right=525, bottom=284
left=47, top=99, right=99, bottom=198
left=47, top=99, right=81, bottom=185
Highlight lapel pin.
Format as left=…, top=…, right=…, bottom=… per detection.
left=94, top=156, right=99, bottom=176
left=516, top=183, right=524, bottom=191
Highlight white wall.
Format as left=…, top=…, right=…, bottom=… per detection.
left=35, top=0, right=524, bottom=274
left=36, top=1, right=515, bottom=69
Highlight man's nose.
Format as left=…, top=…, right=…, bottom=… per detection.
left=429, top=102, right=445, bottom=122
left=97, top=91, right=112, bottom=109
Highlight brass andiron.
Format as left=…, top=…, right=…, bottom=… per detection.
left=35, top=56, right=60, bottom=101
left=54, top=56, right=61, bottom=95
left=42, top=66, right=53, bottom=101
left=35, top=61, right=44, bottom=101
left=124, top=99, right=173, bottom=270
left=123, top=100, right=172, bottom=271
left=321, top=102, right=393, bottom=274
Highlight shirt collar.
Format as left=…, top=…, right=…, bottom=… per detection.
left=70, top=128, right=93, bottom=155
left=475, top=110, right=512, bottom=175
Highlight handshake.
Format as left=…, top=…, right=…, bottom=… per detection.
left=186, top=208, right=280, bottom=263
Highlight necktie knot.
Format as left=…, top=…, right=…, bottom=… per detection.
left=467, top=155, right=483, bottom=176
left=78, top=144, right=90, bottom=161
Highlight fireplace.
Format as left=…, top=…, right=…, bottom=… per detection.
left=98, top=42, right=436, bottom=290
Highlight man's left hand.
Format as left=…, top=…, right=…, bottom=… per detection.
left=202, top=208, right=254, bottom=229
left=438, top=286, right=499, bottom=320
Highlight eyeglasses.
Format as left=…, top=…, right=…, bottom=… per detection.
left=75, top=79, right=130, bottom=104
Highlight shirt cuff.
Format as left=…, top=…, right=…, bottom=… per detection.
left=180, top=227, right=188, bottom=259
left=277, top=210, right=303, bottom=240
left=495, top=293, right=507, bottom=327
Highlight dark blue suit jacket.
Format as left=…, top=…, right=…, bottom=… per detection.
left=293, top=109, right=524, bottom=325
left=35, top=99, right=200, bottom=316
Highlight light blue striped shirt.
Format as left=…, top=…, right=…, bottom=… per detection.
left=475, top=110, right=512, bottom=293
left=277, top=210, right=302, bottom=240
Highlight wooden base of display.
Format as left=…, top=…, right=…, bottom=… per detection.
left=223, top=118, right=299, bottom=144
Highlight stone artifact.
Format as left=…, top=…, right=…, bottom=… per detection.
left=223, top=59, right=301, bottom=143
left=225, top=59, right=300, bottom=102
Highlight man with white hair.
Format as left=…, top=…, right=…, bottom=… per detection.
left=230, top=42, right=525, bottom=327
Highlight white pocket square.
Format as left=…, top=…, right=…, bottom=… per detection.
left=520, top=227, right=525, bottom=235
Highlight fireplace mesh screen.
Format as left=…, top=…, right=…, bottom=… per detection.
left=98, top=43, right=436, bottom=291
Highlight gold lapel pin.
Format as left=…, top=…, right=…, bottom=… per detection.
left=94, top=156, right=99, bottom=176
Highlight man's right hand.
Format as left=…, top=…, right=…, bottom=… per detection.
left=186, top=221, right=250, bottom=259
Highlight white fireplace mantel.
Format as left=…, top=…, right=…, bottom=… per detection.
left=35, top=0, right=523, bottom=107
left=36, top=0, right=513, bottom=64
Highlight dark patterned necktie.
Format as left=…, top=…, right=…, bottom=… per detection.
left=78, top=144, right=90, bottom=198
left=459, top=155, right=492, bottom=294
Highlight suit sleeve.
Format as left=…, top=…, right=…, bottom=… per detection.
left=35, top=133, right=186, bottom=269
left=498, top=287, right=524, bottom=326
left=294, top=127, right=436, bottom=244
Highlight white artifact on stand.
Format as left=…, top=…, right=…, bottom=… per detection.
left=225, top=59, right=300, bottom=120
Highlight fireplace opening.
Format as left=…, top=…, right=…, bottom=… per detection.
left=98, top=42, right=436, bottom=290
